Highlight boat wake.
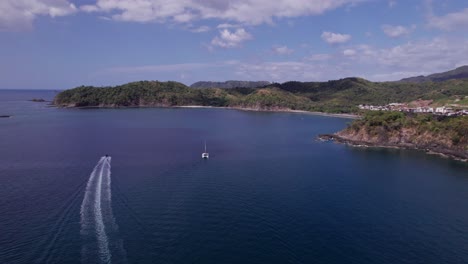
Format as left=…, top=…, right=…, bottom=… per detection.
left=80, top=156, right=127, bottom=264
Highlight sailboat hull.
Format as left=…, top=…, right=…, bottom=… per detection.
left=202, top=141, right=209, bottom=158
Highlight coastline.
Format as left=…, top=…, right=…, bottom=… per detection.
left=318, top=134, right=468, bottom=163
left=176, top=105, right=359, bottom=119
left=49, top=102, right=468, bottom=162
left=57, top=104, right=358, bottom=119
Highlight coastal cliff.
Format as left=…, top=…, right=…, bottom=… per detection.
left=321, top=111, right=468, bottom=161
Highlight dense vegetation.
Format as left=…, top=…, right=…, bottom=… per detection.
left=54, top=77, right=468, bottom=113
left=267, top=78, right=468, bottom=112
left=190, top=80, right=270, bottom=89
left=342, top=111, right=468, bottom=152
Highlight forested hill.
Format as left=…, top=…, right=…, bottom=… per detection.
left=53, top=78, right=468, bottom=113
left=190, top=80, right=270, bottom=89
left=399, top=65, right=468, bottom=83
left=329, top=111, right=468, bottom=160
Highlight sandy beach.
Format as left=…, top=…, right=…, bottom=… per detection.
left=175, top=105, right=359, bottom=119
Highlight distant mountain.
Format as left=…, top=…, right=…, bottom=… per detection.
left=190, top=80, right=270, bottom=89
left=399, top=65, right=468, bottom=83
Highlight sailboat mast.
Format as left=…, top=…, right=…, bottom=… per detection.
left=204, top=141, right=207, bottom=152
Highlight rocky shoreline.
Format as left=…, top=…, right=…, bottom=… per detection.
left=29, top=98, right=47, bottom=102
left=318, top=134, right=468, bottom=162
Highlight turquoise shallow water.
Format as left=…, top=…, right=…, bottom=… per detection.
left=0, top=90, right=467, bottom=264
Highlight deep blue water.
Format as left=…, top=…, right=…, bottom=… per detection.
left=1, top=90, right=467, bottom=264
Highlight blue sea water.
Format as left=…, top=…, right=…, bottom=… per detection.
left=0, top=90, right=467, bottom=264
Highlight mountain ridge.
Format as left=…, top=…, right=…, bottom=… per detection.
left=399, top=65, right=468, bottom=83
left=190, top=80, right=270, bottom=89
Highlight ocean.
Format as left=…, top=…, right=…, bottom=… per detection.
left=1, top=90, right=467, bottom=264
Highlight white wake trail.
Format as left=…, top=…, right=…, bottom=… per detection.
left=95, top=157, right=111, bottom=263
left=80, top=157, right=113, bottom=264
left=80, top=156, right=105, bottom=231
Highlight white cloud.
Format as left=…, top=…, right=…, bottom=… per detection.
left=374, top=38, right=467, bottom=71
left=307, top=54, right=333, bottom=61
left=101, top=59, right=347, bottom=84
left=79, top=0, right=365, bottom=25
left=107, top=63, right=213, bottom=73
left=428, top=8, right=468, bottom=31
left=381, top=24, right=415, bottom=38
left=321, top=31, right=351, bottom=44
left=98, top=34, right=468, bottom=82
left=233, top=61, right=332, bottom=81
left=231, top=37, right=468, bottom=81
left=340, top=37, right=468, bottom=80
left=211, top=28, right=252, bottom=48
left=101, top=62, right=219, bottom=85
left=272, top=46, right=294, bottom=55
left=217, top=23, right=240, bottom=29
left=388, top=1, right=397, bottom=8
left=190, top=25, right=210, bottom=33
left=173, top=13, right=196, bottom=23
left=0, top=0, right=76, bottom=31
left=369, top=71, right=428, bottom=81
left=80, top=4, right=99, bottom=12
left=100, top=37, right=468, bottom=83
left=343, top=49, right=356, bottom=56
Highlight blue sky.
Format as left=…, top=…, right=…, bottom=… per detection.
left=0, top=0, right=467, bottom=89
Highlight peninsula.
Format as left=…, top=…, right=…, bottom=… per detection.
left=320, top=111, right=468, bottom=161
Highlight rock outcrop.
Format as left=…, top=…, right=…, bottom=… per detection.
left=320, top=112, right=468, bottom=162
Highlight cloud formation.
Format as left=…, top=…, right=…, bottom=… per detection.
left=272, top=46, right=294, bottom=55
left=253, top=38, right=468, bottom=80
left=211, top=28, right=252, bottom=48
left=428, top=8, right=468, bottom=31
left=103, top=37, right=468, bottom=83
left=190, top=25, right=211, bottom=33
left=80, top=0, right=364, bottom=25
left=0, top=0, right=76, bottom=31
left=343, top=49, right=356, bottom=56
left=107, top=63, right=212, bottom=73
left=217, top=23, right=240, bottom=29
left=321, top=31, right=351, bottom=44
left=340, top=37, right=468, bottom=79
left=381, top=24, right=415, bottom=38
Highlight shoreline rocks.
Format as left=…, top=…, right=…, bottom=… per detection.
left=318, top=134, right=468, bottom=162
left=30, top=98, right=47, bottom=102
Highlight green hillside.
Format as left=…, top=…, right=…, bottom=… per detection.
left=54, top=78, right=468, bottom=113
left=190, top=80, right=270, bottom=89
left=334, top=111, right=468, bottom=160
left=399, top=65, right=468, bottom=83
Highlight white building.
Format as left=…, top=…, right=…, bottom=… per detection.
left=435, top=106, right=455, bottom=114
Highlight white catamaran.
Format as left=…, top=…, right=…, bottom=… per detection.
left=202, top=141, right=209, bottom=159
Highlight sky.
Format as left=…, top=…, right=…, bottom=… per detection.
left=0, top=0, right=468, bottom=89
